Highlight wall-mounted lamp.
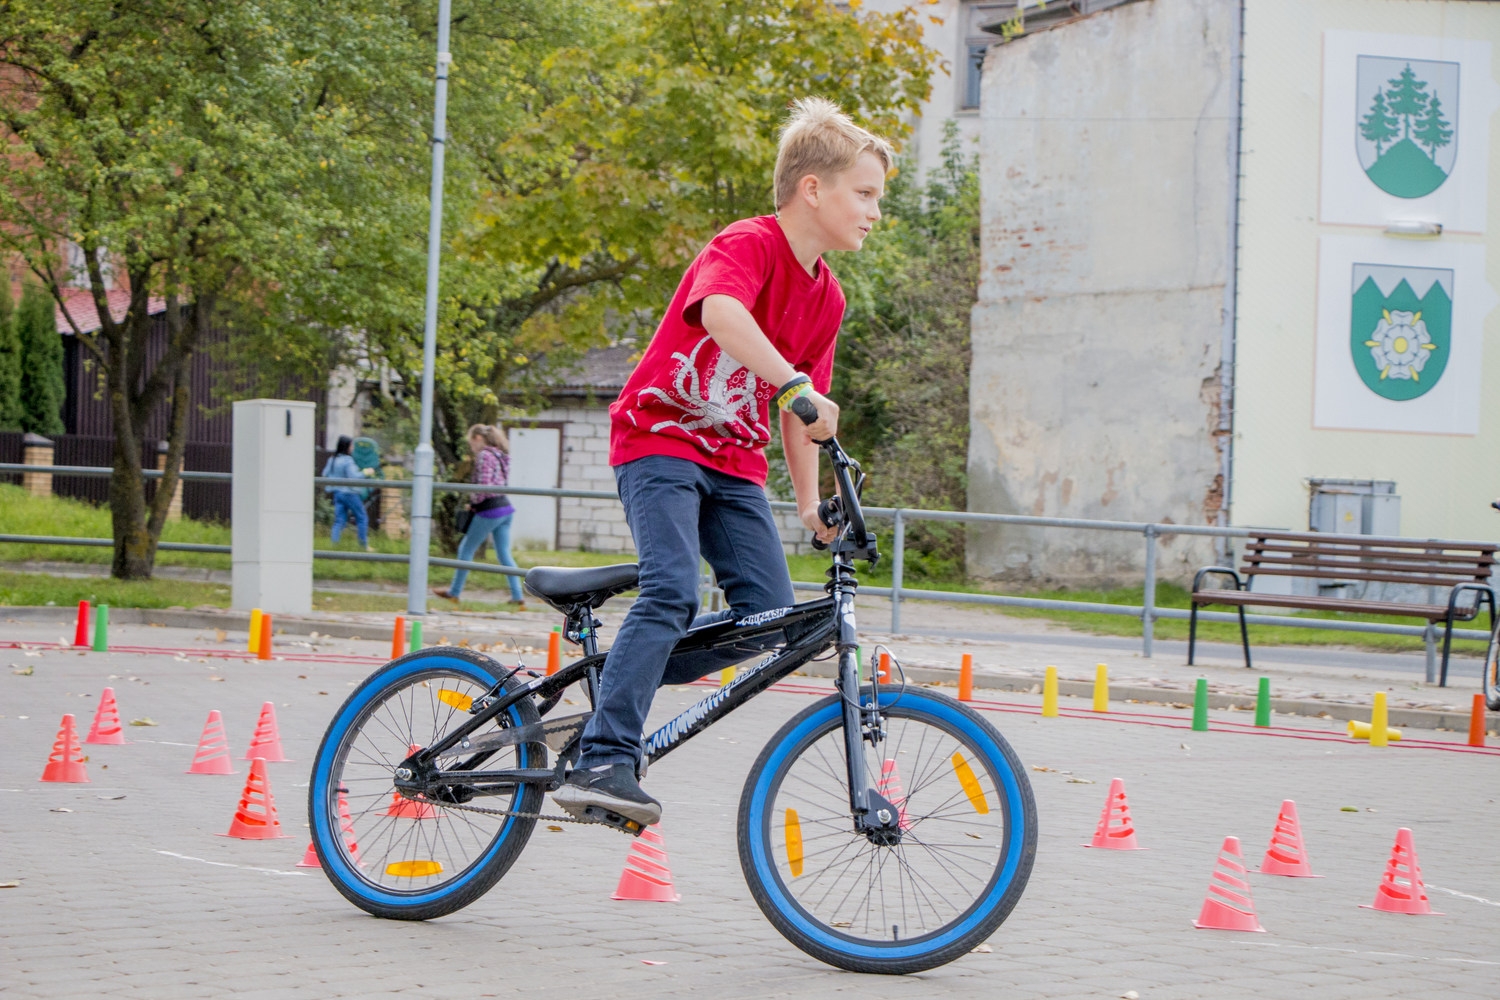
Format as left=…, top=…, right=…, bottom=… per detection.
left=1383, top=219, right=1442, bottom=237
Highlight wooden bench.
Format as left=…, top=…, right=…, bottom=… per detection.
left=1190, top=531, right=1498, bottom=684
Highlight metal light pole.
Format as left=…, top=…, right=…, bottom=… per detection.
left=406, top=0, right=452, bottom=615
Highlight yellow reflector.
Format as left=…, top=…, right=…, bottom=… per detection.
left=437, top=689, right=473, bottom=711
left=785, top=808, right=804, bottom=878
left=385, top=859, right=443, bottom=878
left=951, top=752, right=990, bottom=815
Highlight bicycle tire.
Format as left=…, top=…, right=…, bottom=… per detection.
left=308, top=647, right=544, bottom=920
left=737, top=686, right=1036, bottom=974
left=1485, top=623, right=1500, bottom=711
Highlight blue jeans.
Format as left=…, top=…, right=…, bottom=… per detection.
left=577, top=455, right=796, bottom=770
left=329, top=490, right=368, bottom=547
left=450, top=512, right=525, bottom=602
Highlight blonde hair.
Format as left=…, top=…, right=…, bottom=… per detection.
left=467, top=423, right=510, bottom=453
left=773, top=97, right=893, bottom=209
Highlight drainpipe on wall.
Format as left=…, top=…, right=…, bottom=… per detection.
left=1216, top=0, right=1246, bottom=564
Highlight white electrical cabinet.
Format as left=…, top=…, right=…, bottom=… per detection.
left=232, top=399, right=316, bottom=614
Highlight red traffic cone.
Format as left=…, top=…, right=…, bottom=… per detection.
left=1258, top=799, right=1320, bottom=877
left=219, top=757, right=290, bottom=839
left=39, top=714, right=89, bottom=783
left=876, top=758, right=910, bottom=830
left=612, top=825, right=680, bottom=902
left=1083, top=777, right=1144, bottom=850
left=84, top=687, right=128, bottom=745
left=1362, top=827, right=1442, bottom=915
left=1193, top=836, right=1265, bottom=932
left=297, top=842, right=321, bottom=868
left=73, top=600, right=91, bottom=647
left=297, top=788, right=363, bottom=868
left=186, top=710, right=236, bottom=775
left=386, top=744, right=438, bottom=819
left=243, top=701, right=290, bottom=762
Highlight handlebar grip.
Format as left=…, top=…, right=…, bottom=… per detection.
left=789, top=395, right=818, bottom=426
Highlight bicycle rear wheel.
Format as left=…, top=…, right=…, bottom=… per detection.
left=308, top=648, right=544, bottom=920
left=1485, top=623, right=1500, bottom=711
left=738, top=686, right=1036, bottom=974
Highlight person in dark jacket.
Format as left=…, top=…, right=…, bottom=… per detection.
left=434, top=424, right=526, bottom=606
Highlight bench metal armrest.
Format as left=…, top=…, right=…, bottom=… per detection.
left=1192, top=566, right=1245, bottom=599
left=1446, top=582, right=1496, bottom=622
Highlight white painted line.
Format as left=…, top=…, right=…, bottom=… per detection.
left=1428, top=885, right=1500, bottom=908
left=155, top=850, right=309, bottom=877
left=1238, top=941, right=1500, bottom=967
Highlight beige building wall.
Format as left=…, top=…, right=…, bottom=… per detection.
left=1234, top=0, right=1500, bottom=542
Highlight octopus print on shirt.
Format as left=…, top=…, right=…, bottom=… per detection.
left=610, top=215, right=845, bottom=487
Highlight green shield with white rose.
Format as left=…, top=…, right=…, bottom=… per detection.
left=1349, top=263, right=1452, bottom=402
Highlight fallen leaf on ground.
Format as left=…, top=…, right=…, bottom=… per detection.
left=1030, top=766, right=1055, bottom=773
left=49, top=807, right=72, bottom=813
left=129, top=718, right=158, bottom=727
left=97, top=794, right=125, bottom=801
left=546, top=825, right=564, bottom=832
left=1066, top=778, right=1095, bottom=784
left=11, top=665, right=32, bottom=676
left=640, top=960, right=667, bottom=966
left=0, top=881, right=18, bottom=888
left=970, top=943, right=992, bottom=954
left=1122, top=992, right=1140, bottom=1000
left=1340, top=806, right=1359, bottom=812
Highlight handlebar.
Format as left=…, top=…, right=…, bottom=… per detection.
left=789, top=395, right=873, bottom=559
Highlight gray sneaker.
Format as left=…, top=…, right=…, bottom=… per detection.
left=553, top=762, right=662, bottom=828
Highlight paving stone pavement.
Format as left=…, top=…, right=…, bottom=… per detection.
left=2, top=624, right=1499, bottom=999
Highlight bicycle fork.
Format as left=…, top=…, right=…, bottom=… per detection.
left=835, top=588, right=902, bottom=845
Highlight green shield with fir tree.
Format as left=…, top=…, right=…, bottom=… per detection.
left=1356, top=56, right=1458, bottom=198
left=1349, top=264, right=1452, bottom=402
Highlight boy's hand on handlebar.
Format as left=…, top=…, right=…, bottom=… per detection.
left=800, top=501, right=840, bottom=545
left=793, top=390, right=839, bottom=443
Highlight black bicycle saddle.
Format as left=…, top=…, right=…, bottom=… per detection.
left=523, top=564, right=640, bottom=612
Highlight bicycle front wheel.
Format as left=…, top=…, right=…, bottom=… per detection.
left=1485, top=622, right=1500, bottom=711
left=738, top=686, right=1036, bottom=974
left=309, top=647, right=545, bottom=920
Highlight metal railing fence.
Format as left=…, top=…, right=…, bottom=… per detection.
left=2, top=462, right=1493, bottom=679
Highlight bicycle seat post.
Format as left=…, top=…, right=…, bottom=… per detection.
left=566, top=608, right=605, bottom=706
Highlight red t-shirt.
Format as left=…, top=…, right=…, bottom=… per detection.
left=609, top=215, right=844, bottom=486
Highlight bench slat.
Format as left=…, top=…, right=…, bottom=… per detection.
left=1245, top=544, right=1496, bottom=566
left=1190, top=591, right=1481, bottom=621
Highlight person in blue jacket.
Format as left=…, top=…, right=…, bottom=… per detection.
left=323, top=435, right=371, bottom=550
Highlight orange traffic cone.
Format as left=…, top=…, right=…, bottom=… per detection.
left=219, top=757, right=290, bottom=839
left=186, top=710, right=236, bottom=775
left=73, top=600, right=91, bottom=647
left=1193, top=836, right=1265, bottom=932
left=84, top=687, right=127, bottom=745
left=39, top=714, right=89, bottom=783
left=1258, top=799, right=1320, bottom=878
left=612, top=824, right=680, bottom=902
left=546, top=628, right=562, bottom=676
left=877, top=758, right=910, bottom=830
left=386, top=743, right=437, bottom=819
left=1083, top=778, right=1144, bottom=850
left=1362, top=827, right=1442, bottom=915
left=243, top=701, right=289, bottom=762
left=297, top=788, right=362, bottom=868
left=257, top=613, right=273, bottom=660
left=391, top=616, right=406, bottom=661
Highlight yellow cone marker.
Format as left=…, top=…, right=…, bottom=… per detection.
left=951, top=752, right=990, bottom=814
left=1092, top=663, right=1109, bottom=713
left=1042, top=666, right=1059, bottom=717
left=248, top=608, right=262, bottom=653
left=1370, top=691, right=1390, bottom=747
left=1347, top=719, right=1402, bottom=742
left=785, top=808, right=804, bottom=878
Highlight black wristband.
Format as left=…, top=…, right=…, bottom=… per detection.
left=774, top=373, right=813, bottom=411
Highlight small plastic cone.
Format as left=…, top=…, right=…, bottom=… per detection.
left=876, top=758, right=910, bottom=830
left=248, top=608, right=262, bottom=653
left=1194, top=836, right=1265, bottom=931
left=1362, top=827, right=1442, bottom=915
left=84, top=687, right=127, bottom=745
left=256, top=613, right=273, bottom=661
left=219, top=757, right=289, bottom=839
left=1083, top=778, right=1143, bottom=850
left=297, top=842, right=321, bottom=868
left=303, top=789, right=363, bottom=867
left=878, top=652, right=891, bottom=683
left=391, top=616, right=406, bottom=661
left=243, top=702, right=290, bottom=762
left=1258, top=800, right=1320, bottom=877
left=92, top=604, right=109, bottom=652
left=187, top=710, right=236, bottom=774
left=1092, top=663, right=1108, bottom=712
left=1042, top=666, right=1058, bottom=717
left=1346, top=719, right=1402, bottom=742
left=40, top=714, right=89, bottom=783
left=1469, top=693, right=1486, bottom=748
left=958, top=653, right=973, bottom=701
left=386, top=743, right=437, bottom=819
left=73, top=600, right=91, bottom=647
left=612, top=825, right=680, bottom=902
left=546, top=628, right=562, bottom=676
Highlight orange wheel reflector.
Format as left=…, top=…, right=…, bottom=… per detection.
left=951, top=752, right=990, bottom=815
left=437, top=689, right=473, bottom=711
left=785, top=808, right=804, bottom=878
left=385, top=859, right=443, bottom=878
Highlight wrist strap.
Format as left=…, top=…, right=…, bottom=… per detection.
left=775, top=374, right=814, bottom=411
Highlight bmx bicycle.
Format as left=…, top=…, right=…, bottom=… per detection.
left=1482, top=502, right=1500, bottom=711
left=308, top=403, right=1037, bottom=974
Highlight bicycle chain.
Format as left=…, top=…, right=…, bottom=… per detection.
left=429, top=796, right=596, bottom=826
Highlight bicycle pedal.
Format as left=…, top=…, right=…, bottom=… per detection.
left=583, top=805, right=646, bottom=837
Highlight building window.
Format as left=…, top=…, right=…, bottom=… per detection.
left=961, top=2, right=1012, bottom=111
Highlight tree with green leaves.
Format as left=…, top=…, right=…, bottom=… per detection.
left=1360, top=89, right=1398, bottom=157
left=0, top=281, right=21, bottom=431
left=15, top=283, right=64, bottom=435
left=1386, top=63, right=1430, bottom=140
left=1414, top=91, right=1454, bottom=161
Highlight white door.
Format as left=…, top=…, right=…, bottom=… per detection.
left=507, top=427, right=559, bottom=549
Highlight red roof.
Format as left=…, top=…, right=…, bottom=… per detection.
left=53, top=286, right=166, bottom=335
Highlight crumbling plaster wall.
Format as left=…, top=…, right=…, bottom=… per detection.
left=967, top=0, right=1236, bottom=586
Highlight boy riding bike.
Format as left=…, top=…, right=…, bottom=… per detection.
left=552, top=98, right=892, bottom=827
